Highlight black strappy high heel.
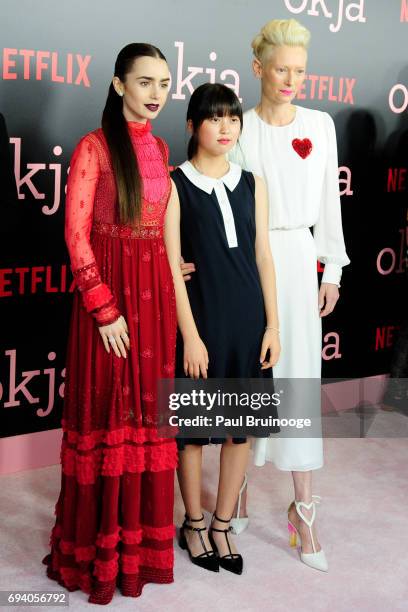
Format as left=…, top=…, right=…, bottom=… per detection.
left=209, top=513, right=243, bottom=575
left=178, top=514, right=219, bottom=572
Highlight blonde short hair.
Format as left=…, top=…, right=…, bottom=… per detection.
left=252, top=19, right=311, bottom=64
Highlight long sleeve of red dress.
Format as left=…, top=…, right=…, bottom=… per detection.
left=65, top=136, right=120, bottom=326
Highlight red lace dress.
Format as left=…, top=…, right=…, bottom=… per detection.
left=42, top=120, right=177, bottom=604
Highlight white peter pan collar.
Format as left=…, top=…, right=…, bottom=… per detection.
left=179, top=160, right=241, bottom=249
left=179, top=160, right=242, bottom=194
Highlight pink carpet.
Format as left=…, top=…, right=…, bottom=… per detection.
left=1, top=437, right=407, bottom=611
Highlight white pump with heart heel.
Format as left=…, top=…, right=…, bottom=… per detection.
left=287, top=495, right=328, bottom=572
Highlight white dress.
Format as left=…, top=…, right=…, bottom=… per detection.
left=229, top=105, right=350, bottom=471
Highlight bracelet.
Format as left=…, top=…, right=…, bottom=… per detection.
left=265, top=326, right=280, bottom=333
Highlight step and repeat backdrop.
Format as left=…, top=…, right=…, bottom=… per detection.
left=0, top=0, right=407, bottom=440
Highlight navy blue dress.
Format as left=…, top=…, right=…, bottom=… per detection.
left=171, top=163, right=275, bottom=448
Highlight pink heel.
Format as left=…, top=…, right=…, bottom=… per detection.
left=287, top=521, right=297, bottom=548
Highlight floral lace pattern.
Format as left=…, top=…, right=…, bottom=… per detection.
left=65, top=121, right=170, bottom=326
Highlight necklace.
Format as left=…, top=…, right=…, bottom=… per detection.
left=191, top=158, right=230, bottom=179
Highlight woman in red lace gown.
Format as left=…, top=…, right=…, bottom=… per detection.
left=42, top=43, right=177, bottom=605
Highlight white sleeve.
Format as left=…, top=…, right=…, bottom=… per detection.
left=313, top=112, right=350, bottom=286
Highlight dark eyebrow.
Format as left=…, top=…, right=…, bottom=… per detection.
left=137, top=76, right=170, bottom=82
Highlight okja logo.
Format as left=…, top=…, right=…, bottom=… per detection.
left=10, top=138, right=66, bottom=216
left=283, top=0, right=367, bottom=33
left=0, top=349, right=65, bottom=418
left=171, top=42, right=241, bottom=101
left=389, top=83, right=408, bottom=114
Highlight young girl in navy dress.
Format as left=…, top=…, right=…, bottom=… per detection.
left=164, top=84, right=280, bottom=574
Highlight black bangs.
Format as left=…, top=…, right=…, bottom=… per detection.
left=187, top=83, right=243, bottom=127
left=186, top=83, right=243, bottom=159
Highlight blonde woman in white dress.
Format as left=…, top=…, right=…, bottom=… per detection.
left=228, top=19, right=350, bottom=572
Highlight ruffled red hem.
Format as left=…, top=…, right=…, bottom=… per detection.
left=62, top=422, right=175, bottom=450
left=45, top=517, right=175, bottom=604
left=61, top=440, right=177, bottom=484
left=43, top=554, right=174, bottom=604
left=60, top=423, right=177, bottom=484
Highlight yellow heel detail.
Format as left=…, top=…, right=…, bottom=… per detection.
left=289, top=531, right=297, bottom=548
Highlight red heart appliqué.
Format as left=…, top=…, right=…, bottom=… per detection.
left=292, top=138, right=313, bottom=159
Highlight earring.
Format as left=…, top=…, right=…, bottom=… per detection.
left=117, top=90, right=124, bottom=97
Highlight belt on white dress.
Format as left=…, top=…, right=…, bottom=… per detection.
left=269, top=226, right=311, bottom=233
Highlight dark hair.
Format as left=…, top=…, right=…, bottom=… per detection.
left=102, top=43, right=167, bottom=225
left=186, top=83, right=243, bottom=160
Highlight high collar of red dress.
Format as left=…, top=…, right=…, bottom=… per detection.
left=127, top=120, right=152, bottom=137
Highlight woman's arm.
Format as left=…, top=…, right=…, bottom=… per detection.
left=65, top=135, right=129, bottom=357
left=254, top=175, right=280, bottom=369
left=65, top=136, right=120, bottom=324
left=313, top=112, right=351, bottom=316
left=164, top=180, right=208, bottom=378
